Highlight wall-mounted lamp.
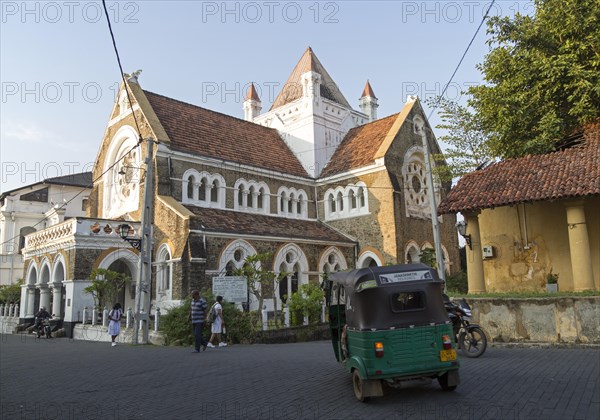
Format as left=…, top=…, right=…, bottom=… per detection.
left=118, top=224, right=141, bottom=251
left=456, top=220, right=472, bottom=249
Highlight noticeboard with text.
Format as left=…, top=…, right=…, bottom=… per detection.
left=212, top=276, right=248, bottom=303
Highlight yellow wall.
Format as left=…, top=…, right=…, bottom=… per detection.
left=476, top=197, right=599, bottom=292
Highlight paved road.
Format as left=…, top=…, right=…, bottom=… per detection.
left=1, top=334, right=598, bottom=420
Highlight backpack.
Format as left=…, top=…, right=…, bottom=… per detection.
left=207, top=304, right=216, bottom=323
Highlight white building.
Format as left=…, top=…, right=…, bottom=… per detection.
left=0, top=172, right=92, bottom=286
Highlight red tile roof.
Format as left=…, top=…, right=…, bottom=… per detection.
left=143, top=90, right=308, bottom=178
left=245, top=83, right=260, bottom=101
left=438, top=124, right=600, bottom=214
left=270, top=47, right=351, bottom=111
left=185, top=206, right=355, bottom=244
left=320, top=112, right=399, bottom=177
left=361, top=80, right=377, bottom=99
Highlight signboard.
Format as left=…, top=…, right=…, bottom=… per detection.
left=378, top=270, right=432, bottom=284
left=212, top=276, right=248, bottom=303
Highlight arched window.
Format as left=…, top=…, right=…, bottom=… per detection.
left=274, top=244, right=308, bottom=307
left=288, top=193, right=295, bottom=214
left=248, top=186, right=255, bottom=208
left=320, top=247, right=347, bottom=277
left=257, top=187, right=264, bottom=210
left=349, top=189, right=357, bottom=209
left=357, top=187, right=365, bottom=208
left=210, top=180, right=219, bottom=202
left=156, top=245, right=172, bottom=298
left=237, top=184, right=244, bottom=207
left=336, top=191, right=344, bottom=212
left=198, top=177, right=207, bottom=201
left=19, top=227, right=36, bottom=253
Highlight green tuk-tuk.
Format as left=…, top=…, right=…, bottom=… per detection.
left=325, top=264, right=460, bottom=401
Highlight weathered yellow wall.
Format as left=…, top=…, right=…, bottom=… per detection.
left=477, top=197, right=599, bottom=292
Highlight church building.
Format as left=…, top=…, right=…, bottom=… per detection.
left=20, top=48, right=459, bottom=335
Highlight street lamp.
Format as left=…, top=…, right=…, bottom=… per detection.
left=456, top=221, right=472, bottom=249
left=118, top=224, right=142, bottom=251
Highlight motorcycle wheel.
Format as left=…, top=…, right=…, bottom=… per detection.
left=458, top=327, right=487, bottom=358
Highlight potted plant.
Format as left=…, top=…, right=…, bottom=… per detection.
left=546, top=270, right=559, bottom=293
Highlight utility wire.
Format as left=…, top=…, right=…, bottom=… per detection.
left=101, top=0, right=143, bottom=142
left=427, top=0, right=496, bottom=120
left=0, top=2, right=146, bottom=251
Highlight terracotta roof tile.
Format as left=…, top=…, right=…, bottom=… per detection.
left=185, top=206, right=354, bottom=244
left=438, top=123, right=600, bottom=214
left=270, top=47, right=351, bottom=110
left=245, top=83, right=260, bottom=101
left=143, top=90, right=308, bottom=178
left=320, top=113, right=399, bottom=177
left=361, top=80, right=377, bottom=99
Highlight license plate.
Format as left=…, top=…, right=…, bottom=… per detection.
left=439, top=349, right=457, bottom=362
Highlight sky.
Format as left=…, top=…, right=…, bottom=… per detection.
left=0, top=0, right=536, bottom=193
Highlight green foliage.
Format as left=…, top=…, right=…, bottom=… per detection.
left=160, top=298, right=193, bottom=346
left=419, top=248, right=438, bottom=270
left=221, top=304, right=259, bottom=344
left=546, top=269, right=559, bottom=284
left=0, top=279, right=22, bottom=304
left=84, top=269, right=131, bottom=309
left=469, top=0, right=600, bottom=158
left=445, top=271, right=468, bottom=294
left=288, top=283, right=325, bottom=326
left=233, top=252, right=277, bottom=313
left=160, top=291, right=260, bottom=346
left=425, top=96, right=494, bottom=182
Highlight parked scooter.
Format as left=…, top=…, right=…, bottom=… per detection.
left=443, top=296, right=487, bottom=358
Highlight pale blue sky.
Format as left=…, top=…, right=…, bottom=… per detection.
left=0, top=1, right=534, bottom=193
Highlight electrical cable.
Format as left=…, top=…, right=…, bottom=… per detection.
left=427, top=0, right=496, bottom=120
left=0, top=1, right=146, bottom=251
left=101, top=0, right=143, bottom=144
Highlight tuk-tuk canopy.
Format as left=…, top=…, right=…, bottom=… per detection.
left=327, top=264, right=448, bottom=330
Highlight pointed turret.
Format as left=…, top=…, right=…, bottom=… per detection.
left=359, top=80, right=378, bottom=122
left=270, top=47, right=351, bottom=111
left=243, top=82, right=262, bottom=121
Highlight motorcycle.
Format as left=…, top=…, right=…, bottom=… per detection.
left=35, top=317, right=52, bottom=339
left=443, top=296, right=487, bottom=358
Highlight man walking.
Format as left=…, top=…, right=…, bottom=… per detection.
left=189, top=290, right=208, bottom=353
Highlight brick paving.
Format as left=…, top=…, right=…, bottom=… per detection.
left=1, top=334, right=598, bottom=420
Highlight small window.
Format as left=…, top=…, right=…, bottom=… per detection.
left=391, top=292, right=424, bottom=312
left=21, top=187, right=48, bottom=203
left=81, top=197, right=89, bottom=211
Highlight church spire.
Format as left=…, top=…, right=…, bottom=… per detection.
left=359, top=80, right=378, bottom=122
left=243, top=82, right=262, bottom=121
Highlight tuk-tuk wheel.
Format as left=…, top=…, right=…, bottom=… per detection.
left=437, top=372, right=457, bottom=392
left=352, top=370, right=370, bottom=402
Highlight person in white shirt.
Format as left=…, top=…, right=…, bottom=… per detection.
left=207, top=296, right=227, bottom=348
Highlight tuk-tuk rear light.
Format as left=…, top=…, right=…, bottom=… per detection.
left=375, top=342, right=384, bottom=358
left=442, top=334, right=452, bottom=350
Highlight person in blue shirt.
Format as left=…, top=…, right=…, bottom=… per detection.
left=189, top=290, right=208, bottom=353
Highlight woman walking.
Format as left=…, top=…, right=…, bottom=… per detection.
left=108, top=303, right=123, bottom=347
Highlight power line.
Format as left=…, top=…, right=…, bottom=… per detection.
left=101, top=0, right=143, bottom=142
left=427, top=0, right=496, bottom=120
left=0, top=1, right=147, bottom=251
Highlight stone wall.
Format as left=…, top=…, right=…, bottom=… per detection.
left=467, top=297, right=600, bottom=344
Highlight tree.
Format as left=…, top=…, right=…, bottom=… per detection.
left=288, top=283, right=325, bottom=326
left=0, top=279, right=23, bottom=304
left=84, top=269, right=131, bottom=309
left=426, top=96, right=494, bottom=181
left=419, top=248, right=438, bottom=270
left=468, top=0, right=599, bottom=159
